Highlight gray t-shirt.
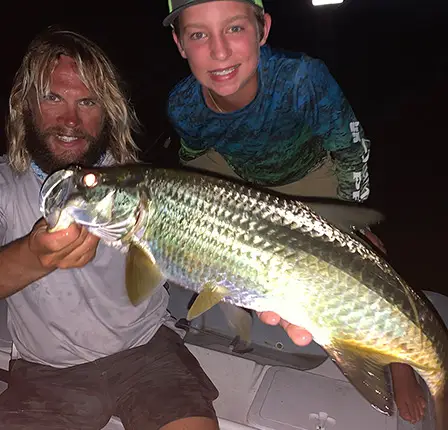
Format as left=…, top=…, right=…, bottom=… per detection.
left=0, top=156, right=170, bottom=368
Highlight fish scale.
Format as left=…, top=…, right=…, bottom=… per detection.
left=39, top=164, right=448, bottom=429
left=143, top=169, right=446, bottom=387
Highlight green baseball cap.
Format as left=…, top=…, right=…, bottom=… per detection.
left=163, top=0, right=264, bottom=27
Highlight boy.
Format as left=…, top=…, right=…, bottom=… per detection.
left=164, top=0, right=426, bottom=424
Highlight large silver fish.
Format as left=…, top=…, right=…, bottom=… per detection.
left=39, top=164, right=448, bottom=429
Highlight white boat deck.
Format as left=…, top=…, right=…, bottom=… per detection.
left=1, top=288, right=446, bottom=430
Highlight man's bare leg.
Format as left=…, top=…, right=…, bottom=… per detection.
left=161, top=416, right=219, bottom=430
left=391, top=362, right=426, bottom=424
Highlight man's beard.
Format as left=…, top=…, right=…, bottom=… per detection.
left=24, top=113, right=110, bottom=175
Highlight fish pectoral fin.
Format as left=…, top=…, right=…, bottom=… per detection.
left=326, top=339, right=395, bottom=416
left=218, top=301, right=253, bottom=345
left=126, top=243, right=164, bottom=306
left=187, top=282, right=230, bottom=320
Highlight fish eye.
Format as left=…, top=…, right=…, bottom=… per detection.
left=82, top=173, right=98, bottom=188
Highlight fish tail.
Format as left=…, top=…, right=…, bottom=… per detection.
left=434, top=375, right=447, bottom=430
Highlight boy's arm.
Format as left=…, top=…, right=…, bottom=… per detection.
left=179, top=137, right=210, bottom=164
left=305, top=60, right=371, bottom=202
left=166, top=95, right=211, bottom=165
left=331, top=133, right=371, bottom=202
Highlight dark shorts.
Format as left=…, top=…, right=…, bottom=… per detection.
left=0, top=325, right=219, bottom=430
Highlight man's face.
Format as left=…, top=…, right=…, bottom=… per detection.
left=173, top=1, right=271, bottom=98
left=26, top=55, right=108, bottom=174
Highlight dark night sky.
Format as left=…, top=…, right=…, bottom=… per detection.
left=0, top=0, right=447, bottom=294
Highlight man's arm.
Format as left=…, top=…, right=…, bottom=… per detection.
left=0, top=236, right=53, bottom=299
left=0, top=219, right=100, bottom=299
left=0, top=209, right=54, bottom=298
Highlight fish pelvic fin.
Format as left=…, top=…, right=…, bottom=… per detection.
left=218, top=301, right=253, bottom=346
left=187, top=284, right=253, bottom=350
left=125, top=242, right=165, bottom=306
left=326, top=339, right=395, bottom=416
left=187, top=282, right=230, bottom=320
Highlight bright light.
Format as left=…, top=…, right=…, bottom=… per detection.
left=312, top=0, right=344, bottom=5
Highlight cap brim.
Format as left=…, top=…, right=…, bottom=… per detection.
left=163, top=0, right=263, bottom=27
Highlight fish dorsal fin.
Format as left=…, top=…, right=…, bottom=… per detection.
left=326, top=339, right=395, bottom=416
left=126, top=243, right=164, bottom=306
left=187, top=282, right=230, bottom=320
left=305, top=202, right=384, bottom=234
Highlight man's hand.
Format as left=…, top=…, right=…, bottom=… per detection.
left=28, top=218, right=100, bottom=270
left=257, top=311, right=313, bottom=346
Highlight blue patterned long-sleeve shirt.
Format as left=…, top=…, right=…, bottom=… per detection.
left=167, top=45, right=370, bottom=202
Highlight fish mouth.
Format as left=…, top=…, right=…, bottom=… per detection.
left=39, top=166, right=141, bottom=242
left=39, top=167, right=78, bottom=231
left=39, top=166, right=104, bottom=233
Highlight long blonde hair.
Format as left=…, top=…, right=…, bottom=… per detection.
left=6, top=27, right=141, bottom=172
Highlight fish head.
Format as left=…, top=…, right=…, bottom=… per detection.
left=39, top=165, right=144, bottom=243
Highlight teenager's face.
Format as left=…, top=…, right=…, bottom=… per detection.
left=173, top=1, right=271, bottom=98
